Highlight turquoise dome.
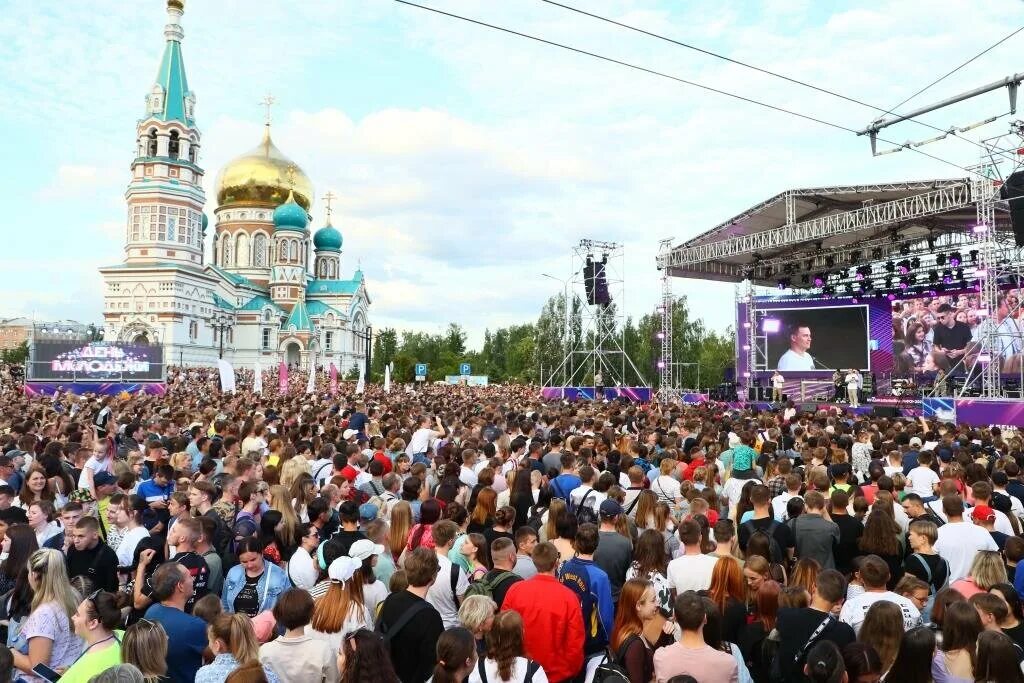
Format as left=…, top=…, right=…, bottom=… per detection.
left=273, top=191, right=308, bottom=231
left=201, top=212, right=209, bottom=233
left=313, top=222, right=343, bottom=251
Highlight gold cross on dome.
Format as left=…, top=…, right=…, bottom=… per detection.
left=259, top=93, right=276, bottom=126
left=323, top=192, right=336, bottom=220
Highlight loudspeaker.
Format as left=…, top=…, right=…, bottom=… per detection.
left=748, top=387, right=757, bottom=401
left=593, top=256, right=610, bottom=306
left=584, top=258, right=596, bottom=304
left=872, top=406, right=899, bottom=418
left=1001, top=171, right=1024, bottom=247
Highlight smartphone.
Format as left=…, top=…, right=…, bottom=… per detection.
left=32, top=662, right=61, bottom=682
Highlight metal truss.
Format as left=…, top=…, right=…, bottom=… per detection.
left=656, top=239, right=678, bottom=402
left=659, top=182, right=974, bottom=269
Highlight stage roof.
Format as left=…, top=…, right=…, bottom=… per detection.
left=658, top=178, right=1012, bottom=286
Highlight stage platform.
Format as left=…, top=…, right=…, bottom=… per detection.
left=24, top=382, right=167, bottom=397
left=540, top=387, right=652, bottom=402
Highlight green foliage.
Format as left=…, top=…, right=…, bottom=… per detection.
left=0, top=341, right=28, bottom=365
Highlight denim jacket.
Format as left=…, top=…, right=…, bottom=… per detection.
left=220, top=560, right=289, bottom=614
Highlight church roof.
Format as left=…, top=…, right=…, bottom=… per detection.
left=208, top=265, right=263, bottom=290
left=238, top=295, right=284, bottom=313
left=211, top=293, right=235, bottom=311
left=305, top=300, right=345, bottom=317
left=153, top=38, right=192, bottom=125
left=307, top=278, right=360, bottom=295
left=283, top=299, right=314, bottom=332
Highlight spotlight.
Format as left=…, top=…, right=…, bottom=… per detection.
left=777, top=278, right=791, bottom=290
left=973, top=223, right=988, bottom=234
left=956, top=267, right=964, bottom=280
left=928, top=270, right=939, bottom=283
left=887, top=293, right=897, bottom=301
left=813, top=274, right=825, bottom=287
left=884, top=276, right=893, bottom=289
left=949, top=251, right=962, bottom=267
left=942, top=269, right=953, bottom=284
left=899, top=278, right=909, bottom=290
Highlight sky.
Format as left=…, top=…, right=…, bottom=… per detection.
left=1, top=0, right=1021, bottom=349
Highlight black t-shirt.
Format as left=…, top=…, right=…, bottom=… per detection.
left=737, top=516, right=794, bottom=554
left=831, top=514, right=864, bottom=574
left=1005, top=622, right=1024, bottom=650
left=933, top=321, right=972, bottom=351
left=173, top=551, right=210, bottom=614
left=377, top=590, right=444, bottom=683
left=233, top=572, right=262, bottom=617
left=325, top=529, right=365, bottom=564
left=67, top=542, right=119, bottom=593
left=775, top=607, right=856, bottom=682
left=482, top=528, right=514, bottom=550
left=904, top=552, right=949, bottom=593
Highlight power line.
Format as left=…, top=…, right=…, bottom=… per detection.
left=394, top=0, right=986, bottom=178
left=888, top=25, right=1024, bottom=112
left=539, top=0, right=1022, bottom=159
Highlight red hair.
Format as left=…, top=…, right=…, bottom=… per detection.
left=708, top=556, right=745, bottom=614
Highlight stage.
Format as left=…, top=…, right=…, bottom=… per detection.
left=24, top=382, right=167, bottom=397
left=540, top=386, right=652, bottom=402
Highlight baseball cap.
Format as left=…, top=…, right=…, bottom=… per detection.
left=328, top=556, right=361, bottom=583
left=93, top=471, right=117, bottom=487
left=599, top=499, right=623, bottom=518
left=358, top=503, right=379, bottom=521
left=973, top=504, right=996, bottom=522
left=909, top=437, right=923, bottom=448
left=348, top=538, right=386, bottom=561
left=342, top=429, right=358, bottom=440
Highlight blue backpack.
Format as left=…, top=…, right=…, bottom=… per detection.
left=558, top=557, right=608, bottom=656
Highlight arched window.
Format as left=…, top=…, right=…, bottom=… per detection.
left=254, top=234, right=268, bottom=267
left=147, top=129, right=158, bottom=157
left=236, top=232, right=249, bottom=268
left=189, top=137, right=198, bottom=163
left=168, top=131, right=180, bottom=159
left=280, top=240, right=290, bottom=261
left=222, top=234, right=234, bottom=267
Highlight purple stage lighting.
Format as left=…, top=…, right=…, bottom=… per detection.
left=656, top=360, right=666, bottom=369
left=761, top=318, right=781, bottom=334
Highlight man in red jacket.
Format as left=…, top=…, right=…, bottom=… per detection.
left=502, top=541, right=584, bottom=683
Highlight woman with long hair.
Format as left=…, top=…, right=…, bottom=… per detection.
left=804, top=640, right=846, bottom=683
left=338, top=628, right=400, bottom=683
left=859, top=505, right=904, bottom=588
left=885, top=626, right=936, bottom=683
left=708, top=556, right=747, bottom=644
left=633, top=490, right=658, bottom=529
left=309, top=556, right=371, bottom=652
left=625, top=529, right=672, bottom=615
left=484, top=506, right=516, bottom=548
left=449, top=534, right=488, bottom=582
left=789, top=558, right=821, bottom=597
left=222, top=537, right=290, bottom=618
left=289, top=473, right=318, bottom=524
left=933, top=600, right=981, bottom=682
left=196, top=613, right=281, bottom=682
left=472, top=608, right=546, bottom=683
left=551, top=513, right=577, bottom=564
left=467, top=488, right=497, bottom=535
left=950, top=550, right=1006, bottom=598
left=975, top=630, right=1024, bottom=683
left=122, top=618, right=168, bottom=683
left=431, top=627, right=477, bottom=683
left=609, top=579, right=660, bottom=679
left=841, top=642, right=883, bottom=683
left=11, top=549, right=82, bottom=681
left=0, top=523, right=38, bottom=595
left=652, top=502, right=680, bottom=558
left=26, top=500, right=62, bottom=550
left=540, top=498, right=567, bottom=544
left=738, top=579, right=781, bottom=682
left=269, top=485, right=301, bottom=553
left=508, top=466, right=536, bottom=531
left=990, top=582, right=1024, bottom=643
left=61, top=590, right=123, bottom=682
left=387, top=501, right=412, bottom=561
left=407, top=498, right=442, bottom=551
left=15, top=465, right=55, bottom=509
left=858, top=600, right=903, bottom=674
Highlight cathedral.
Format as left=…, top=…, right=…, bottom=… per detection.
left=99, top=0, right=370, bottom=372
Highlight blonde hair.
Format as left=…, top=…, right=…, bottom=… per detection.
left=28, top=548, right=79, bottom=619
left=969, top=550, right=1008, bottom=591
left=389, top=501, right=413, bottom=558
left=659, top=459, right=677, bottom=476
left=269, top=485, right=300, bottom=549
left=208, top=612, right=261, bottom=664
left=123, top=618, right=169, bottom=682
left=458, top=595, right=497, bottom=632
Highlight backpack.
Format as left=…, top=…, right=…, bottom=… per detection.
left=571, top=489, right=599, bottom=526
left=592, top=634, right=640, bottom=683
left=465, top=571, right=518, bottom=601
left=558, top=557, right=607, bottom=655
left=526, top=504, right=548, bottom=533
left=743, top=519, right=786, bottom=565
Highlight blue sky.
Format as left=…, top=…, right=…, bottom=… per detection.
left=1, top=0, right=1019, bottom=348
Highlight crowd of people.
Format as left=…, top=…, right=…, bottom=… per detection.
left=0, top=368, right=1022, bottom=682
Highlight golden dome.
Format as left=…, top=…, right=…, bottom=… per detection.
left=215, top=125, right=314, bottom=211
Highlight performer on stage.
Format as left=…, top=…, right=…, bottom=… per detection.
left=832, top=369, right=843, bottom=401
left=771, top=370, right=784, bottom=403
left=845, top=368, right=861, bottom=408
left=594, top=370, right=604, bottom=401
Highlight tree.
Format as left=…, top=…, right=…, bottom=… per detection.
left=370, top=327, right=398, bottom=381
left=0, top=341, right=28, bottom=365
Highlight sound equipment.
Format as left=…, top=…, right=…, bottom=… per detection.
left=748, top=387, right=757, bottom=401
left=799, top=403, right=817, bottom=413
left=872, top=406, right=899, bottom=418
left=1001, top=170, right=1024, bottom=247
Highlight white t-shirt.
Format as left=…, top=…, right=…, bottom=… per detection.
left=426, top=554, right=470, bottom=629
left=839, top=591, right=921, bottom=634
left=651, top=476, right=681, bottom=505
left=846, top=373, right=859, bottom=388
left=78, top=456, right=112, bottom=489
left=407, top=428, right=436, bottom=456
left=666, top=553, right=719, bottom=593
left=771, top=492, right=801, bottom=522
left=468, top=657, right=550, bottom=683
left=569, top=485, right=605, bottom=514
left=459, top=466, right=478, bottom=488
left=905, top=466, right=940, bottom=498
left=362, top=579, right=389, bottom=616
left=287, top=547, right=319, bottom=590
left=934, top=521, right=999, bottom=581
left=778, top=350, right=813, bottom=371
left=771, top=374, right=784, bottom=389
left=115, top=526, right=151, bottom=568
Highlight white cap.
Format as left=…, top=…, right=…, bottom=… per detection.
left=348, top=539, right=385, bottom=561
left=910, top=437, right=923, bottom=448
left=342, top=429, right=358, bottom=440
left=328, top=556, right=361, bottom=583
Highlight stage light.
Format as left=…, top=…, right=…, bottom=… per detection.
left=897, top=260, right=910, bottom=275
left=884, top=277, right=893, bottom=289
left=956, top=267, right=964, bottom=279
left=973, top=223, right=988, bottom=233
left=978, top=353, right=992, bottom=363
left=851, top=298, right=859, bottom=303
left=743, top=372, right=751, bottom=378
left=887, top=293, right=897, bottom=301
left=657, top=360, right=666, bottom=369
left=656, top=331, right=665, bottom=340
left=949, top=251, right=962, bottom=267
left=813, top=274, right=825, bottom=287
left=742, top=345, right=750, bottom=351
left=928, top=270, right=939, bottom=283
left=762, top=319, right=781, bottom=333
left=743, top=322, right=751, bottom=328
left=936, top=253, right=947, bottom=266
left=885, top=261, right=895, bottom=273
left=899, top=278, right=909, bottom=290
left=942, top=269, right=953, bottom=284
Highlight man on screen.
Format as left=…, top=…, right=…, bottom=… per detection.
left=930, top=303, right=978, bottom=372
left=777, top=323, right=814, bottom=371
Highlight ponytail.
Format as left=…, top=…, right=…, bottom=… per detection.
left=208, top=613, right=260, bottom=665
left=804, top=640, right=845, bottom=683
left=432, top=627, right=475, bottom=683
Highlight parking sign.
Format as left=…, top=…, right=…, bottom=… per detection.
left=460, top=363, right=471, bottom=376
left=415, top=363, right=427, bottom=381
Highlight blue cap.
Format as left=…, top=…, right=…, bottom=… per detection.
left=359, top=503, right=379, bottom=521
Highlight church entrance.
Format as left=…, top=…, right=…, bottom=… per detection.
left=285, top=342, right=301, bottom=368
left=132, top=333, right=150, bottom=345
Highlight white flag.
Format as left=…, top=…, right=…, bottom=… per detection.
left=383, top=363, right=391, bottom=392
left=253, top=360, right=263, bottom=394
left=306, top=355, right=316, bottom=394
left=355, top=363, right=365, bottom=395
left=217, top=359, right=236, bottom=393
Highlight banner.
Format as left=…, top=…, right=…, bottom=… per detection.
left=355, top=363, right=365, bottom=395
left=384, top=364, right=391, bottom=393
left=31, top=341, right=164, bottom=381
left=954, top=399, right=1024, bottom=427
left=217, top=359, right=236, bottom=393
left=253, top=360, right=263, bottom=395
left=306, top=356, right=316, bottom=394
left=279, top=361, right=288, bottom=393
left=329, top=362, right=338, bottom=396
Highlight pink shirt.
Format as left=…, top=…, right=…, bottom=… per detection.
left=653, top=642, right=738, bottom=683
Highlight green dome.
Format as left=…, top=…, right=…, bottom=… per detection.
left=201, top=212, right=209, bottom=233
left=313, top=222, right=343, bottom=251
left=273, top=191, right=308, bottom=232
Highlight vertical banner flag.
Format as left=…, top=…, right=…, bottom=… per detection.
left=355, top=363, right=366, bottom=395
left=253, top=359, right=263, bottom=395
left=306, top=355, right=316, bottom=394
left=329, top=361, right=338, bottom=396
left=384, top=363, right=391, bottom=393
left=217, top=359, right=236, bottom=393
left=279, top=361, right=288, bottom=393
